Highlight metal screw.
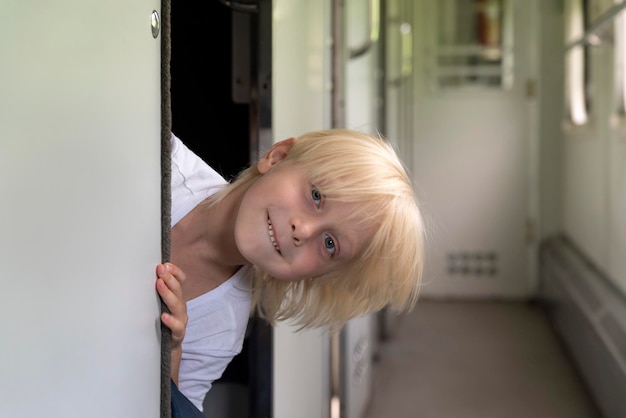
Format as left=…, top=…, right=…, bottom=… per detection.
left=151, top=11, right=160, bottom=38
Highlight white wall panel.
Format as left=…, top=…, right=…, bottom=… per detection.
left=342, top=1, right=380, bottom=417
left=345, top=0, right=379, bottom=132
left=273, top=0, right=332, bottom=138
left=273, top=0, right=332, bottom=417
left=0, top=1, right=162, bottom=417
left=562, top=46, right=612, bottom=277
left=563, top=126, right=609, bottom=268
left=561, top=9, right=626, bottom=295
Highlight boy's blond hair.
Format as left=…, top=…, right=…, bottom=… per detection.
left=212, top=128, right=424, bottom=331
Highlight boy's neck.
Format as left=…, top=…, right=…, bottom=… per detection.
left=170, top=186, right=249, bottom=300
left=203, top=188, right=246, bottom=265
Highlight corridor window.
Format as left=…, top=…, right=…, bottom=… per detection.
left=564, top=0, right=590, bottom=125
left=432, top=0, right=513, bottom=90
left=615, top=1, right=626, bottom=117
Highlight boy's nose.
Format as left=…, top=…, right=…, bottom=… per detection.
left=291, top=215, right=319, bottom=246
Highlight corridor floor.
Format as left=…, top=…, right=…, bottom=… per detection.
left=363, top=301, right=602, bottom=418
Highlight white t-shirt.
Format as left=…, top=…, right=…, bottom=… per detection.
left=170, top=133, right=252, bottom=411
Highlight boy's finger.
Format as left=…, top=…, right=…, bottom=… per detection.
left=157, top=279, right=186, bottom=314
left=157, top=270, right=184, bottom=300
left=163, top=263, right=186, bottom=282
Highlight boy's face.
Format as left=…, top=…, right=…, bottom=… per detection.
left=234, top=139, right=373, bottom=281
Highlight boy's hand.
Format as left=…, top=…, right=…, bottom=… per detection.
left=156, top=263, right=187, bottom=351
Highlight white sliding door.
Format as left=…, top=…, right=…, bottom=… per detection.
left=0, top=1, right=163, bottom=416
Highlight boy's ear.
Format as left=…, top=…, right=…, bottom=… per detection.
left=257, top=137, right=296, bottom=173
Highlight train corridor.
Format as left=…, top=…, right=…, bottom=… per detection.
left=363, top=301, right=602, bottom=418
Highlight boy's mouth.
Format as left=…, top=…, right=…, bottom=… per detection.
left=267, top=215, right=282, bottom=254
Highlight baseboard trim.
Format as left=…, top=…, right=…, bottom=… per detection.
left=540, top=236, right=626, bottom=418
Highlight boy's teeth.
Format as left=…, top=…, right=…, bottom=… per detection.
left=267, top=218, right=280, bottom=252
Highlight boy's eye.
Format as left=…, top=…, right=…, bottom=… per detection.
left=324, top=234, right=336, bottom=256
left=311, top=186, right=322, bottom=207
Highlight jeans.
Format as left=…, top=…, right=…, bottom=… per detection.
left=171, top=380, right=205, bottom=418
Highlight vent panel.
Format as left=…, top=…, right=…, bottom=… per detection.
left=447, top=251, right=498, bottom=277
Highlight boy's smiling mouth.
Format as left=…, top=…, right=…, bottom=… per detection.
left=267, top=215, right=282, bottom=254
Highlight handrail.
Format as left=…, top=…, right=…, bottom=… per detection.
left=349, top=0, right=381, bottom=59
left=565, top=1, right=626, bottom=51
left=388, top=22, right=412, bottom=87
left=216, top=0, right=258, bottom=13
